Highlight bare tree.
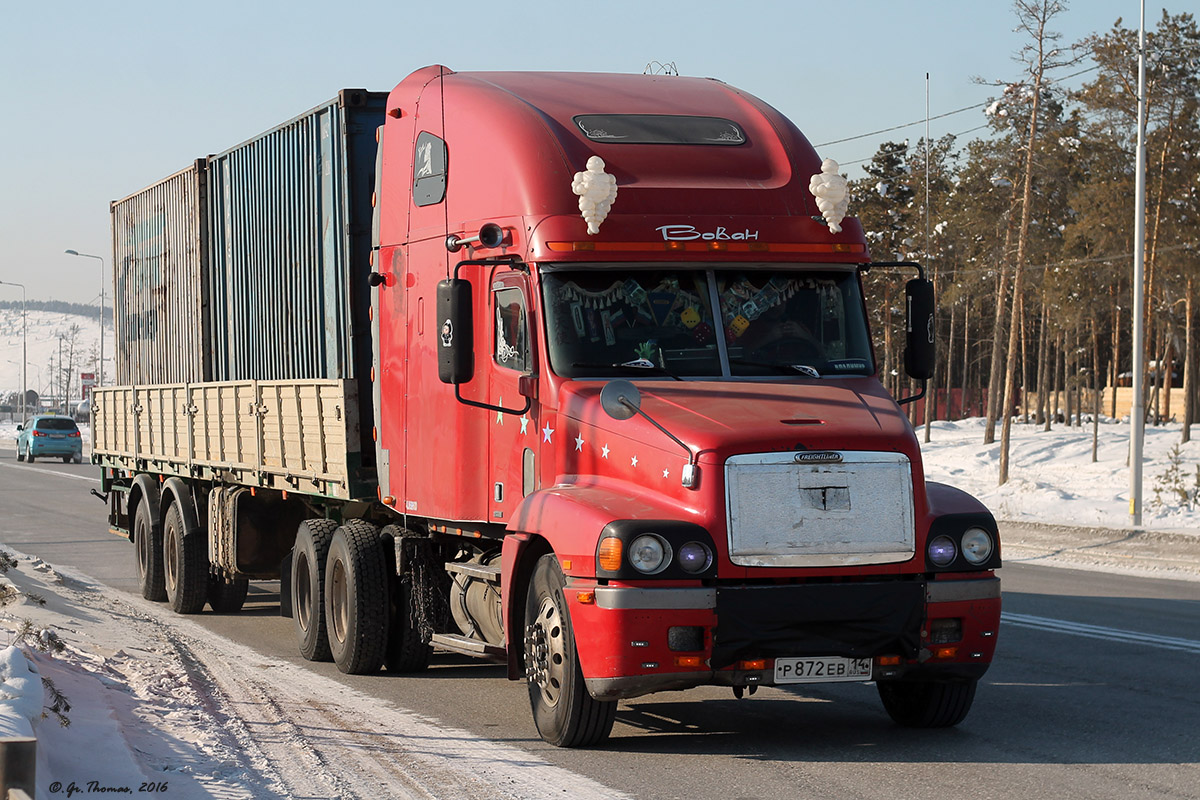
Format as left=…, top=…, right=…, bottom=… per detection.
left=997, top=0, right=1082, bottom=485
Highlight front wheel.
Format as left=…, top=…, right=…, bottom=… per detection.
left=877, top=679, right=977, bottom=728
left=17, top=446, right=25, bottom=462
left=524, top=554, right=616, bottom=747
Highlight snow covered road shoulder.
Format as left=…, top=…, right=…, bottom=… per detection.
left=0, top=547, right=629, bottom=800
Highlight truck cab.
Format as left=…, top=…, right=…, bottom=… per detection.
left=371, top=67, right=1000, bottom=745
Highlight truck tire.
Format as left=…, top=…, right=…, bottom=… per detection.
left=386, top=579, right=432, bottom=673
left=877, top=678, right=977, bottom=728
left=524, top=554, right=616, bottom=747
left=133, top=498, right=166, bottom=601
left=325, top=521, right=389, bottom=674
left=293, top=519, right=338, bottom=661
left=208, top=575, right=250, bottom=613
left=164, top=500, right=209, bottom=614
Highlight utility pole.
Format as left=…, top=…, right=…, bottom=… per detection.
left=64, top=249, right=106, bottom=387
left=1129, top=0, right=1148, bottom=526
left=0, top=280, right=25, bottom=418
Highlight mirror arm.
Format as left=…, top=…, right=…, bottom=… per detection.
left=622, top=400, right=700, bottom=488
left=894, top=380, right=927, bottom=407
left=455, top=386, right=531, bottom=416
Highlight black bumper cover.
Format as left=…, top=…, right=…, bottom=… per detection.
left=712, top=582, right=925, bottom=670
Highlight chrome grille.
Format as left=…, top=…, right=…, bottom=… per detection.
left=724, top=451, right=915, bottom=567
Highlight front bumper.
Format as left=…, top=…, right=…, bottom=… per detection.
left=570, top=575, right=1001, bottom=700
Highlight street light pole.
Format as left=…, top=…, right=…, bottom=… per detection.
left=0, top=280, right=27, bottom=419
left=64, top=249, right=106, bottom=389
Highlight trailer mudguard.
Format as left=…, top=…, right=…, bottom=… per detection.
left=127, top=473, right=162, bottom=544
left=161, top=477, right=202, bottom=538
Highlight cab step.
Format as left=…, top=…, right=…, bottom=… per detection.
left=430, top=633, right=506, bottom=661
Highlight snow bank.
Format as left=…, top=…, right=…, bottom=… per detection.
left=0, top=644, right=41, bottom=739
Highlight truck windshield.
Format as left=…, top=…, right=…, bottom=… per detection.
left=541, top=268, right=874, bottom=379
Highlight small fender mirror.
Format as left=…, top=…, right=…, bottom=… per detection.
left=600, top=380, right=640, bottom=421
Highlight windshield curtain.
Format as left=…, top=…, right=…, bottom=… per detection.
left=541, top=267, right=874, bottom=379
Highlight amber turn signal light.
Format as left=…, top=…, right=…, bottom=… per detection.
left=598, top=537, right=623, bottom=571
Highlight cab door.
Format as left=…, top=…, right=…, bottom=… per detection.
left=487, top=268, right=538, bottom=524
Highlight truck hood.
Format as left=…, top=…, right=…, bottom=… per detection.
left=558, top=378, right=920, bottom=465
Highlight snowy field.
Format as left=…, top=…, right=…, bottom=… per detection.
left=918, top=417, right=1200, bottom=534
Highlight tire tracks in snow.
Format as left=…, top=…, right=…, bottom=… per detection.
left=101, top=586, right=629, bottom=800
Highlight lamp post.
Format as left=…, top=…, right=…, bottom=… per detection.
left=0, top=280, right=27, bottom=418
left=64, top=249, right=106, bottom=389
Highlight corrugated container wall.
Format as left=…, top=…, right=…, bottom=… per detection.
left=110, top=162, right=210, bottom=384
left=205, top=89, right=386, bottom=384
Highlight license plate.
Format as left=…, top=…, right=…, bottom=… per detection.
left=774, top=656, right=872, bottom=684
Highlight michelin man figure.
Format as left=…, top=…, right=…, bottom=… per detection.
left=572, top=156, right=618, bottom=235
left=809, top=158, right=850, bottom=233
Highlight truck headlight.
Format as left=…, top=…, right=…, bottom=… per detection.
left=961, top=527, right=994, bottom=565
left=628, top=534, right=671, bottom=574
left=928, top=535, right=957, bottom=567
left=677, top=541, right=713, bottom=574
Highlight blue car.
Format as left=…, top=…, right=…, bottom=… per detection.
left=17, top=415, right=84, bottom=464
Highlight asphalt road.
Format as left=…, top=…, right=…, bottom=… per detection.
left=1, top=450, right=1198, bottom=800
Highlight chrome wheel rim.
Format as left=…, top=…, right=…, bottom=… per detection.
left=526, top=595, right=566, bottom=707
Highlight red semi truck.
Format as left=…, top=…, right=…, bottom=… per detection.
left=94, top=65, right=1001, bottom=747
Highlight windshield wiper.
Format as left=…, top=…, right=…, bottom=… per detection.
left=729, top=359, right=822, bottom=378
left=571, top=361, right=685, bottom=381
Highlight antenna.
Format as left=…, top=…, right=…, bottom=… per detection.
left=643, top=61, right=678, bottom=76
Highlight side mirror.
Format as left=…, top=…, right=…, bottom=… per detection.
left=436, top=278, right=474, bottom=384
left=904, top=278, right=935, bottom=380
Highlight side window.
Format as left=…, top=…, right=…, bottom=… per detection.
left=494, top=287, right=530, bottom=372
left=413, top=131, right=447, bottom=207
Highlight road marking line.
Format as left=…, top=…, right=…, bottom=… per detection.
left=1002, top=612, right=1200, bottom=654
left=0, top=459, right=101, bottom=484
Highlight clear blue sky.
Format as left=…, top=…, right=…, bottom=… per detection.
left=0, top=0, right=1170, bottom=305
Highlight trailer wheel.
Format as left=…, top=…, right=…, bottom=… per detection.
left=877, top=679, right=977, bottom=728
left=163, top=500, right=209, bottom=614
left=325, top=521, right=389, bottom=674
left=208, top=575, right=250, bottom=613
left=524, top=554, right=616, bottom=747
left=386, top=579, right=432, bottom=673
left=133, top=498, right=166, bottom=601
left=292, top=519, right=338, bottom=661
